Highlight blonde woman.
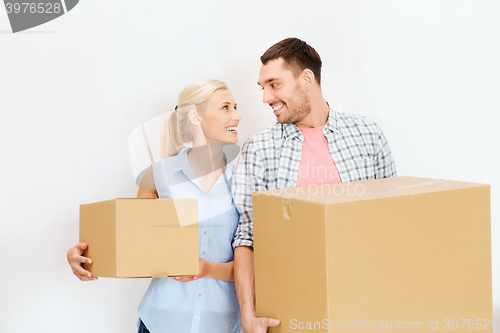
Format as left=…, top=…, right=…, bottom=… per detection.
left=67, top=79, right=242, bottom=333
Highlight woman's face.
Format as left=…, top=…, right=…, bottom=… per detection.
left=199, top=89, right=241, bottom=144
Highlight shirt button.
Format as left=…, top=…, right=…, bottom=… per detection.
left=204, top=231, right=207, bottom=235
left=195, top=315, right=199, bottom=319
left=205, top=211, right=209, bottom=214
left=202, top=251, right=205, bottom=254
left=199, top=294, right=202, bottom=297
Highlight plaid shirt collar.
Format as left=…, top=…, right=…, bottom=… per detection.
left=281, top=107, right=339, bottom=141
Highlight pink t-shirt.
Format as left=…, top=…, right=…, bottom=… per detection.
left=297, top=125, right=342, bottom=187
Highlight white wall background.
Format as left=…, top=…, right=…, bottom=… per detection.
left=1, top=0, right=499, bottom=332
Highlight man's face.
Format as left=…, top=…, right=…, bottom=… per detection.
left=258, top=58, right=311, bottom=124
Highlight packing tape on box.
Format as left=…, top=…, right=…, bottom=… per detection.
left=151, top=267, right=170, bottom=278
left=282, top=198, right=293, bottom=220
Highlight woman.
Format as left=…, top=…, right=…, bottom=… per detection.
left=67, top=79, right=242, bottom=333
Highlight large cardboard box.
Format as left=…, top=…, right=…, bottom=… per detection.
left=80, top=198, right=199, bottom=278
left=253, top=177, right=491, bottom=332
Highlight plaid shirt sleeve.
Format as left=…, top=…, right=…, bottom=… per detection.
left=374, top=123, right=397, bottom=178
left=231, top=138, right=266, bottom=248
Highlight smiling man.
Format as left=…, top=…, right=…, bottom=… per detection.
left=231, top=38, right=397, bottom=333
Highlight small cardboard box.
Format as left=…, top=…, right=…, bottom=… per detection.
left=80, top=198, right=199, bottom=278
left=253, top=176, right=492, bottom=332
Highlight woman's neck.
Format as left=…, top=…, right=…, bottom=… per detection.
left=187, top=142, right=226, bottom=178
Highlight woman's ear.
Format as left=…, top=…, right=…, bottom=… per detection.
left=187, top=109, right=201, bottom=126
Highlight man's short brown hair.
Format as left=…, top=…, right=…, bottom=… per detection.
left=261, top=38, right=322, bottom=85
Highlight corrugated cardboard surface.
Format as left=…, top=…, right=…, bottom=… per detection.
left=79, top=199, right=117, bottom=277
left=253, top=177, right=491, bottom=332
left=254, top=196, right=328, bottom=329
left=80, top=198, right=199, bottom=278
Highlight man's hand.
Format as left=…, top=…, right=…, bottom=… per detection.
left=242, top=315, right=280, bottom=333
left=67, top=242, right=97, bottom=281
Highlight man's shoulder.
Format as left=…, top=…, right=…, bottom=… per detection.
left=242, top=122, right=284, bottom=148
left=335, top=112, right=382, bottom=137
left=335, top=110, right=380, bottom=129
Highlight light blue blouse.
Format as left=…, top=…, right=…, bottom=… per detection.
left=138, top=148, right=240, bottom=333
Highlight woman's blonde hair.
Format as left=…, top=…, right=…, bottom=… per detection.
left=160, top=78, right=228, bottom=158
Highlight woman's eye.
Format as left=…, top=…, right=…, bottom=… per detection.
left=223, top=106, right=228, bottom=110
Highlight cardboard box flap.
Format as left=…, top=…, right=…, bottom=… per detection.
left=255, top=176, right=489, bottom=205
left=115, top=198, right=198, bottom=227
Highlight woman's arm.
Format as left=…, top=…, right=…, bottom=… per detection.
left=173, top=259, right=235, bottom=283
left=203, top=259, right=234, bottom=282
left=137, top=166, right=158, bottom=198
left=137, top=186, right=158, bottom=198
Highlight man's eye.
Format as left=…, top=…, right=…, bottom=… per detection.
left=271, top=84, right=278, bottom=88
left=223, top=106, right=228, bottom=110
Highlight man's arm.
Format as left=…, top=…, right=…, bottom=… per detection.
left=231, top=138, right=280, bottom=333
left=234, top=246, right=280, bottom=333
left=234, top=246, right=255, bottom=319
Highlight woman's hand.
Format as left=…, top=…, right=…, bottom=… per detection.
left=67, top=242, right=97, bottom=281
left=170, top=258, right=211, bottom=282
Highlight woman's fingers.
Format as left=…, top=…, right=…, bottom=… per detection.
left=67, top=243, right=97, bottom=281
left=75, top=242, right=88, bottom=253
left=71, top=265, right=96, bottom=281
left=170, top=276, right=200, bottom=283
left=74, top=264, right=92, bottom=278
left=77, top=255, right=92, bottom=265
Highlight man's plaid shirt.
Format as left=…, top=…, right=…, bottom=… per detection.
left=230, top=109, right=397, bottom=248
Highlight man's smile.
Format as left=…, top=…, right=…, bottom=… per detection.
left=271, top=103, right=284, bottom=115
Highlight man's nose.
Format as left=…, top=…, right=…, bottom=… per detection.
left=262, top=88, right=274, bottom=104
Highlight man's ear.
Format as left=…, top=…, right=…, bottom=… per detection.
left=187, top=109, right=201, bottom=126
left=301, top=69, right=314, bottom=91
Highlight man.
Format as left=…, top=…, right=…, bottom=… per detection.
left=231, top=38, right=397, bottom=333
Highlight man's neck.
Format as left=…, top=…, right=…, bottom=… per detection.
left=294, top=97, right=330, bottom=128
